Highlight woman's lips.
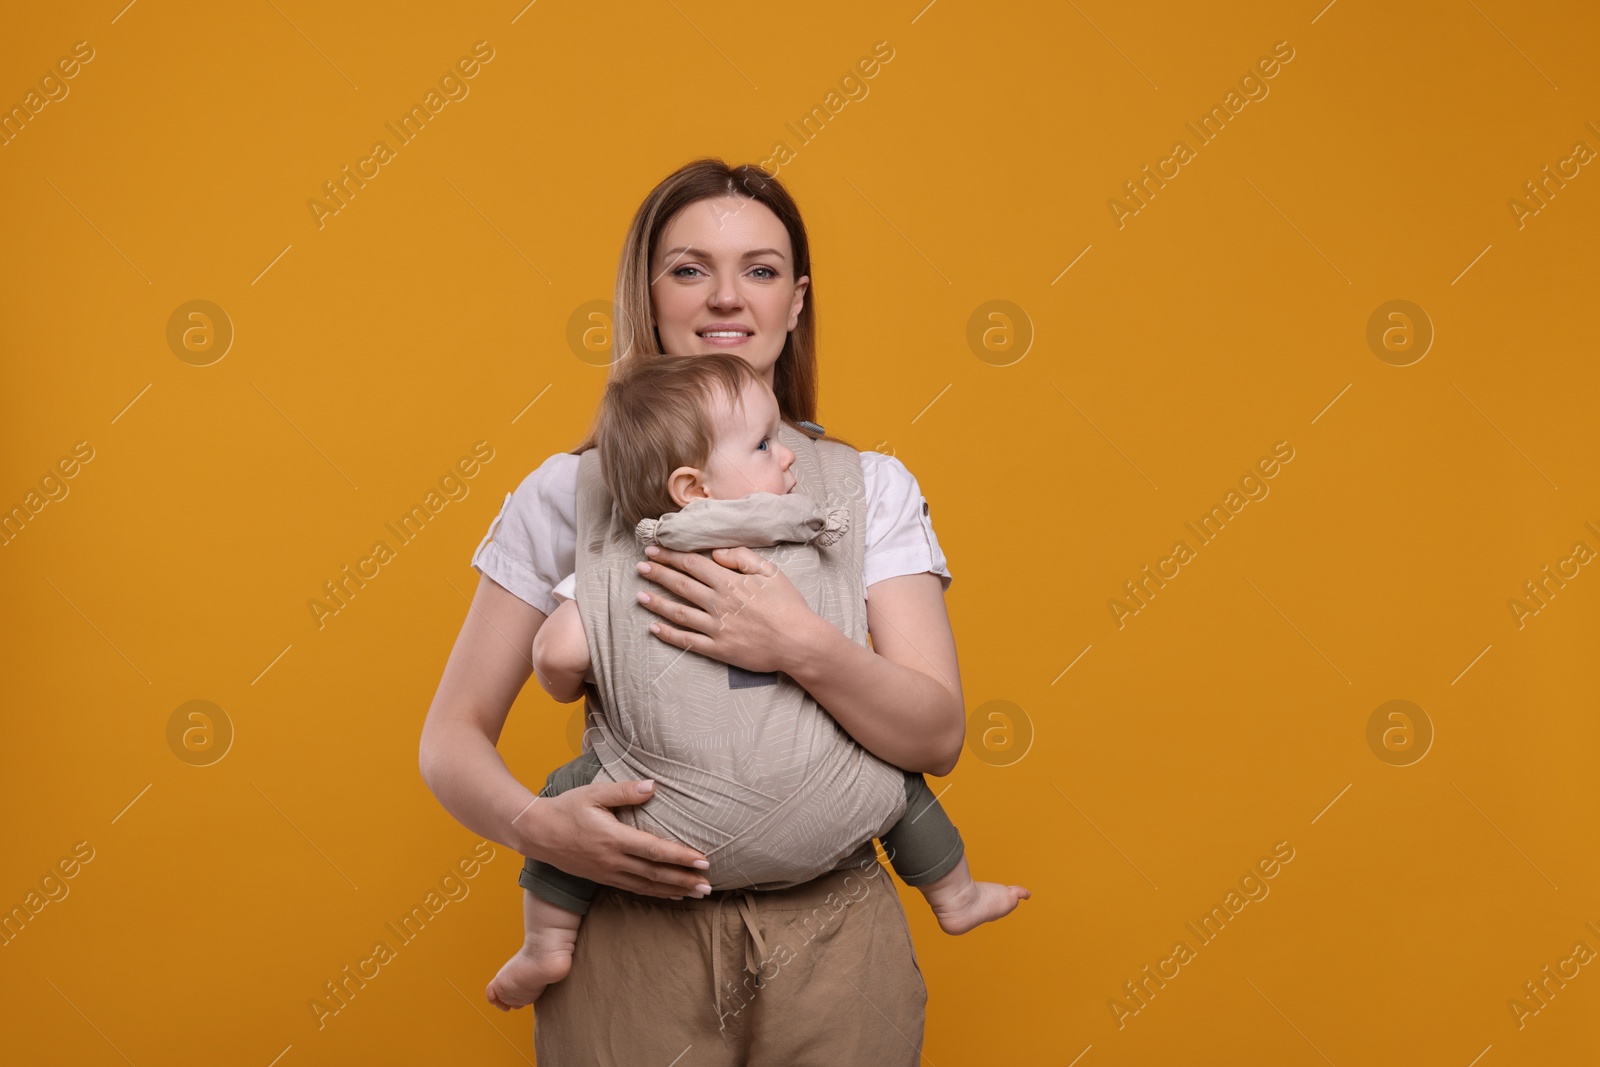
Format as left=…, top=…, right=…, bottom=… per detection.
left=697, top=330, right=753, bottom=347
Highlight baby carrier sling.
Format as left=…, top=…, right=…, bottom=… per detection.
left=572, top=422, right=908, bottom=890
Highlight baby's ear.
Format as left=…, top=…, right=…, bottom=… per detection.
left=665, top=464, right=707, bottom=508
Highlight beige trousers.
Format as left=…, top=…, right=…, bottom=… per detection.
left=533, top=852, right=928, bottom=1065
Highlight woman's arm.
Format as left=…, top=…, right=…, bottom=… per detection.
left=793, top=569, right=965, bottom=775
left=418, top=573, right=710, bottom=896
left=634, top=547, right=965, bottom=775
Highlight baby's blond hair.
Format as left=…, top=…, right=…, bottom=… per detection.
left=592, top=354, right=770, bottom=527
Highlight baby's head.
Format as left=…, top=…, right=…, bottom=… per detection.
left=595, top=353, right=798, bottom=527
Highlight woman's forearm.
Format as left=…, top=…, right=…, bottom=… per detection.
left=420, top=716, right=547, bottom=857
left=421, top=710, right=711, bottom=896
left=782, top=609, right=964, bottom=775
left=423, top=549, right=711, bottom=899
left=418, top=576, right=556, bottom=859
left=633, top=549, right=967, bottom=774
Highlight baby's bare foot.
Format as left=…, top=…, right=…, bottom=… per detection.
left=485, top=942, right=572, bottom=1011
left=926, top=878, right=1030, bottom=935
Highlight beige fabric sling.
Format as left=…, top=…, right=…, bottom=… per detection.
left=572, top=422, right=908, bottom=891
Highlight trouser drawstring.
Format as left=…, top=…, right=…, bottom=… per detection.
left=712, top=889, right=769, bottom=1036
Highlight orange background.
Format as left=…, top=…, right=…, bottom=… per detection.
left=3, top=1, right=1598, bottom=1063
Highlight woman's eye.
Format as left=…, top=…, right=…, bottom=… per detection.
left=672, top=266, right=703, bottom=278
left=750, top=267, right=776, bottom=279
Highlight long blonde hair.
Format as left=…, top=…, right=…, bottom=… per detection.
left=573, top=158, right=852, bottom=454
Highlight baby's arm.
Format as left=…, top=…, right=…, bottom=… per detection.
left=531, top=597, right=591, bottom=703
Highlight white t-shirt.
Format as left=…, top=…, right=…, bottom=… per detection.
left=472, top=449, right=951, bottom=617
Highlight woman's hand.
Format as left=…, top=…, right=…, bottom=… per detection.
left=421, top=574, right=711, bottom=900
left=633, top=544, right=821, bottom=673
left=523, top=778, right=713, bottom=898
left=631, top=547, right=965, bottom=778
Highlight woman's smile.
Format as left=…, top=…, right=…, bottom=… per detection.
left=696, top=321, right=756, bottom=347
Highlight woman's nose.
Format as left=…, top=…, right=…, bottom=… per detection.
left=709, top=277, right=743, bottom=308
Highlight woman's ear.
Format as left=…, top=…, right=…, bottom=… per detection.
left=667, top=465, right=710, bottom=508
left=788, top=275, right=809, bottom=331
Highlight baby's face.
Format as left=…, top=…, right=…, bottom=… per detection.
left=700, top=379, right=797, bottom=500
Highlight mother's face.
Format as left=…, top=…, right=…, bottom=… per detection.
left=649, top=195, right=810, bottom=385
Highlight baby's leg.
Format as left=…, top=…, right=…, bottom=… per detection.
left=882, top=773, right=1029, bottom=935
left=486, top=750, right=605, bottom=1010
left=517, top=749, right=606, bottom=917
left=915, top=853, right=1030, bottom=935
left=486, top=891, right=583, bottom=1011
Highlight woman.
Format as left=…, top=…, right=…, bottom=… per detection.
left=419, top=158, right=965, bottom=1064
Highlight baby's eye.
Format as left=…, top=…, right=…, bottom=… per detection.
left=758, top=438, right=769, bottom=451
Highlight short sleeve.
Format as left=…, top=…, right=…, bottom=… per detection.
left=859, top=452, right=952, bottom=592
left=469, top=452, right=581, bottom=616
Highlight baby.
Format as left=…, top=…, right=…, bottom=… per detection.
left=487, top=353, right=1028, bottom=1011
